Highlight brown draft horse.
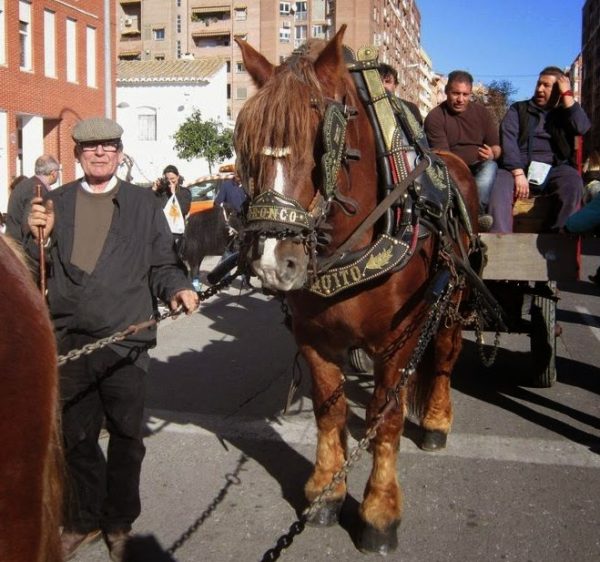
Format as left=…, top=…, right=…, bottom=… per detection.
left=234, top=28, right=480, bottom=554
left=0, top=235, right=62, bottom=562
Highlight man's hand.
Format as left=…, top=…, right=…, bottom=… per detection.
left=28, top=197, right=55, bottom=239
left=513, top=174, right=530, bottom=200
left=556, top=74, right=574, bottom=108
left=477, top=143, right=495, bottom=161
left=169, top=289, right=199, bottom=315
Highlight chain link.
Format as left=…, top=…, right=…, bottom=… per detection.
left=56, top=274, right=237, bottom=366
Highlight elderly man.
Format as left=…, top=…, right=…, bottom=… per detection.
left=425, top=70, right=501, bottom=228
left=27, top=117, right=198, bottom=562
left=489, top=66, right=591, bottom=232
left=5, top=154, right=60, bottom=241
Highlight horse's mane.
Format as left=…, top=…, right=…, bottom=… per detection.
left=235, top=39, right=356, bottom=190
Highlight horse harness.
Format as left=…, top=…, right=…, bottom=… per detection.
left=240, top=45, right=504, bottom=329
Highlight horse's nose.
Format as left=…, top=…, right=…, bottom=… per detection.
left=282, top=255, right=302, bottom=280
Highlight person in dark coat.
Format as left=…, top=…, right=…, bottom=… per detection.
left=26, top=117, right=198, bottom=562
left=5, top=155, right=60, bottom=242
left=488, top=66, right=591, bottom=232
left=378, top=62, right=423, bottom=126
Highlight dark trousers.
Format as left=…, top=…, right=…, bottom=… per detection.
left=489, top=164, right=583, bottom=233
left=59, top=334, right=146, bottom=534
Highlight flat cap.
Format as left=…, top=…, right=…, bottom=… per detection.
left=72, top=117, right=123, bottom=143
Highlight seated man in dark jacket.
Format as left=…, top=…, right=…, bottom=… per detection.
left=27, top=117, right=198, bottom=562
left=488, top=66, right=591, bottom=233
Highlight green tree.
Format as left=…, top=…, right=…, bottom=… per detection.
left=173, top=110, right=234, bottom=173
left=472, top=80, right=517, bottom=128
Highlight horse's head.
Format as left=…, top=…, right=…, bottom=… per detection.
left=234, top=26, right=376, bottom=292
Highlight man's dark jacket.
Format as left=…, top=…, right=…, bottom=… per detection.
left=25, top=179, right=191, bottom=362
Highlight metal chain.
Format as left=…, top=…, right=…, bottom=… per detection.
left=166, top=454, right=249, bottom=556
left=472, top=290, right=502, bottom=368
left=56, top=275, right=236, bottom=366
left=301, top=276, right=458, bottom=523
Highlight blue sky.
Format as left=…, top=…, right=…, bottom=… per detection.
left=418, top=0, right=585, bottom=100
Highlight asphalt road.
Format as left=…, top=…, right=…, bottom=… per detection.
left=71, top=252, right=600, bottom=562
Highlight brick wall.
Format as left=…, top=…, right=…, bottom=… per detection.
left=0, top=0, right=116, bottom=196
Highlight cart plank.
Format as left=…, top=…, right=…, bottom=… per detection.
left=480, top=233, right=579, bottom=281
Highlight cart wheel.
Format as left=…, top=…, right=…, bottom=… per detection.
left=529, top=283, right=557, bottom=387
left=348, top=347, right=374, bottom=374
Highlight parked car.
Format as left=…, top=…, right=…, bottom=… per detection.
left=186, top=165, right=235, bottom=216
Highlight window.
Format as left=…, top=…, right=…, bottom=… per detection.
left=154, top=53, right=165, bottom=60
left=19, top=1, right=32, bottom=71
left=234, top=8, right=247, bottom=21
left=280, top=2, right=291, bottom=15
left=44, top=10, right=56, bottom=77
left=86, top=26, right=96, bottom=87
left=279, top=28, right=290, bottom=43
left=153, top=28, right=165, bottom=41
left=226, top=60, right=231, bottom=73
left=312, top=24, right=326, bottom=39
left=235, top=87, right=247, bottom=100
left=295, top=1, right=308, bottom=20
left=138, top=110, right=157, bottom=141
left=295, top=25, right=307, bottom=47
left=176, top=39, right=181, bottom=58
left=0, top=1, right=6, bottom=66
left=236, top=61, right=245, bottom=73
left=66, top=18, right=77, bottom=83
left=176, top=15, right=181, bottom=33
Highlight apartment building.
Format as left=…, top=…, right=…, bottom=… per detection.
left=0, top=0, right=116, bottom=212
left=116, top=1, right=424, bottom=121
left=582, top=0, right=599, bottom=153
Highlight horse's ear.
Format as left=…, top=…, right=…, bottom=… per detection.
left=235, top=38, right=274, bottom=88
left=314, top=25, right=347, bottom=93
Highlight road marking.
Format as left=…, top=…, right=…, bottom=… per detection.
left=574, top=305, right=600, bottom=343
left=146, top=409, right=600, bottom=469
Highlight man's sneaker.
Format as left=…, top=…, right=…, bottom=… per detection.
left=61, top=529, right=102, bottom=561
left=478, top=214, right=494, bottom=232
left=104, top=530, right=132, bottom=562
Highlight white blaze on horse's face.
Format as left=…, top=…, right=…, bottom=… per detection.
left=251, top=149, right=309, bottom=292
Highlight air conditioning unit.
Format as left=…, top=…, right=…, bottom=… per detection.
left=124, top=18, right=133, bottom=27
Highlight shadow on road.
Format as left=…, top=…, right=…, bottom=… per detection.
left=453, top=339, right=600, bottom=448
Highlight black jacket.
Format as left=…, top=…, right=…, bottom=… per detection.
left=25, top=179, right=192, bottom=363
left=6, top=176, right=49, bottom=242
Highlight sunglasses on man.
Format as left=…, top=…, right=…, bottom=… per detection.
left=77, top=140, right=121, bottom=153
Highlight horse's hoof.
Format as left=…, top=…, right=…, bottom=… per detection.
left=358, top=521, right=399, bottom=555
left=421, top=429, right=447, bottom=451
left=305, top=499, right=344, bottom=527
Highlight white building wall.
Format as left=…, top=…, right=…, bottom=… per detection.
left=116, top=64, right=228, bottom=184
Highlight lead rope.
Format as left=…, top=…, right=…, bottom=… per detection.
left=56, top=274, right=237, bottom=366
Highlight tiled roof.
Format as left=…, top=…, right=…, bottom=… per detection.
left=117, top=57, right=226, bottom=83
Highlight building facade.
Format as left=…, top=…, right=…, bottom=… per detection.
left=116, top=57, right=228, bottom=183
left=0, top=0, right=116, bottom=212
left=582, top=0, right=599, bottom=153
left=116, top=0, right=424, bottom=121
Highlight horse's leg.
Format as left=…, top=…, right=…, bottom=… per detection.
left=357, top=357, right=406, bottom=554
left=302, top=346, right=348, bottom=527
left=419, top=322, right=463, bottom=451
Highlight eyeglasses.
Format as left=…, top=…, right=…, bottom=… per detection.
left=78, top=140, right=121, bottom=153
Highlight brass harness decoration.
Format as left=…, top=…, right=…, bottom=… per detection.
left=240, top=44, right=499, bottom=312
